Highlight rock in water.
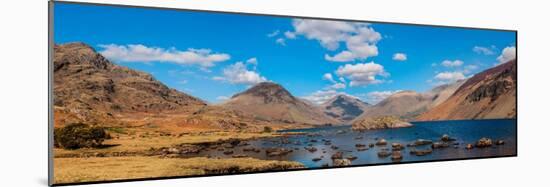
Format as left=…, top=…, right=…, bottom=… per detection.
left=409, top=148, right=433, bottom=156
left=333, top=159, right=352, bottom=166
left=377, top=151, right=391, bottom=158
left=331, top=152, right=343, bottom=159
left=352, top=116, right=412, bottom=131
left=441, top=134, right=456, bottom=142
left=475, top=137, right=493, bottom=148
left=376, top=138, right=388, bottom=146
left=391, top=151, right=403, bottom=161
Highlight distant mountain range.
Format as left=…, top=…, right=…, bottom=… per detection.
left=54, top=42, right=517, bottom=131
left=354, top=80, right=465, bottom=121
left=320, top=94, right=371, bottom=123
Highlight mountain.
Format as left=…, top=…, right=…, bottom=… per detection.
left=321, top=94, right=371, bottom=123
left=53, top=42, right=206, bottom=127
left=355, top=80, right=465, bottom=121
left=222, top=82, right=338, bottom=125
left=417, top=59, right=517, bottom=121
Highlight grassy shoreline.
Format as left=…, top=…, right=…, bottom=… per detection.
left=54, top=156, right=304, bottom=184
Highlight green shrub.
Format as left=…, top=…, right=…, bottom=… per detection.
left=54, top=123, right=110, bottom=149
left=263, top=126, right=273, bottom=133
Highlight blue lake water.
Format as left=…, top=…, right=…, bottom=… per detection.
left=201, top=119, right=516, bottom=168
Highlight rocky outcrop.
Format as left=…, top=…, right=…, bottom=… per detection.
left=352, top=116, right=412, bottom=131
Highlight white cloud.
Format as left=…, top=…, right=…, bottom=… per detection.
left=441, top=60, right=464, bottom=67
left=434, top=71, right=465, bottom=83
left=302, top=90, right=356, bottom=105
left=335, top=62, right=388, bottom=87
left=275, top=38, right=286, bottom=46
left=214, top=62, right=267, bottom=85
left=392, top=53, right=407, bottom=61
left=98, top=44, right=230, bottom=67
left=463, top=64, right=479, bottom=74
left=497, top=46, right=516, bottom=64
left=284, top=31, right=296, bottom=39
left=267, top=30, right=280, bottom=37
left=323, top=73, right=335, bottom=83
left=363, top=90, right=401, bottom=104
left=289, top=19, right=381, bottom=62
left=246, top=57, right=258, bottom=65
left=329, top=83, right=346, bottom=90
left=473, top=45, right=496, bottom=55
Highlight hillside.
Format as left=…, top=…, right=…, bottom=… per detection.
left=321, top=94, right=371, bottom=123
left=356, top=80, right=465, bottom=121
left=222, top=82, right=339, bottom=125
left=416, top=59, right=517, bottom=120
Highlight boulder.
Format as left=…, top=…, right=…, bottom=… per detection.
left=265, top=147, right=293, bottom=157
left=333, top=159, right=352, bottom=166
left=376, top=139, right=388, bottom=146
left=304, top=146, right=318, bottom=153
left=391, top=143, right=404, bottom=151
left=465, top=144, right=474, bottom=149
left=475, top=137, right=493, bottom=148
left=441, top=134, right=456, bottom=142
left=331, top=152, right=344, bottom=159
left=409, top=148, right=432, bottom=156
left=355, top=143, right=367, bottom=148
left=496, top=140, right=505, bottom=145
left=312, top=157, right=322, bottom=162
left=391, top=151, right=403, bottom=161
left=377, top=150, right=391, bottom=158
left=431, top=142, right=450, bottom=149
left=357, top=147, right=369, bottom=151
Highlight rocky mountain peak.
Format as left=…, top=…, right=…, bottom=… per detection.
left=232, top=82, right=295, bottom=104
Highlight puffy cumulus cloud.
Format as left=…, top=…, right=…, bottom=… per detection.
left=497, top=46, right=516, bottom=64
left=473, top=45, right=496, bottom=55
left=323, top=73, right=335, bottom=83
left=392, top=53, right=407, bottom=61
left=441, top=60, right=464, bottom=67
left=434, top=71, right=465, bottom=84
left=213, top=62, right=267, bottom=85
left=98, top=44, right=230, bottom=67
left=362, top=90, right=401, bottom=104
left=335, top=62, right=388, bottom=87
left=287, top=19, right=381, bottom=62
left=322, top=73, right=346, bottom=89
left=302, top=90, right=357, bottom=105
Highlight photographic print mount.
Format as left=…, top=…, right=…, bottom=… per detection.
left=49, top=1, right=517, bottom=186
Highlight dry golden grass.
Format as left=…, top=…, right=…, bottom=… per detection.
left=53, top=131, right=278, bottom=157
left=53, top=156, right=304, bottom=184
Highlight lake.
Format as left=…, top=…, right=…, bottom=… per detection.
left=197, top=119, right=516, bottom=168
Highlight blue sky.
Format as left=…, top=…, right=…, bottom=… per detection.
left=54, top=3, right=516, bottom=104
